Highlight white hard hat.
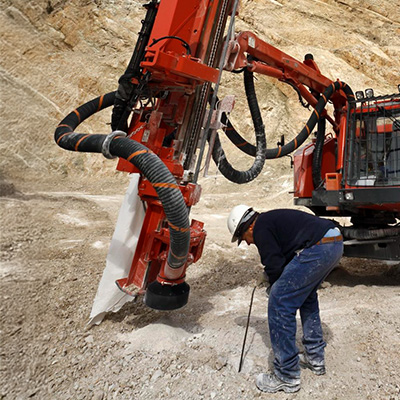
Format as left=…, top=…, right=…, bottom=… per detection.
left=227, top=205, right=257, bottom=244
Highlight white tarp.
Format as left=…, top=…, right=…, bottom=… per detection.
left=88, top=174, right=145, bottom=326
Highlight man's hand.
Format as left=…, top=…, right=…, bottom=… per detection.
left=256, top=271, right=268, bottom=287
left=257, top=271, right=272, bottom=298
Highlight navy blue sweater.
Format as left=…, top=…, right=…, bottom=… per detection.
left=253, top=209, right=335, bottom=284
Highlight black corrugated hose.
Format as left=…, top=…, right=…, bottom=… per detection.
left=221, top=113, right=256, bottom=157
left=312, top=115, right=326, bottom=189
left=312, top=82, right=354, bottom=190
left=218, top=80, right=354, bottom=162
left=211, top=68, right=267, bottom=183
left=54, top=91, right=190, bottom=270
left=342, top=226, right=400, bottom=240
left=111, top=0, right=158, bottom=132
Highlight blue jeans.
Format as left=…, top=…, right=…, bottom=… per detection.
left=268, top=239, right=343, bottom=383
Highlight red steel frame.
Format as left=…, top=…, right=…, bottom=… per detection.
left=115, top=0, right=229, bottom=292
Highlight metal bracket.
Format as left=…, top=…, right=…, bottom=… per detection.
left=101, top=130, right=127, bottom=159
left=203, top=95, right=236, bottom=177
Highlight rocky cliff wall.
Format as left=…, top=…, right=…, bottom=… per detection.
left=1, top=0, right=399, bottom=186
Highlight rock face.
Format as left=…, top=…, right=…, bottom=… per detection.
left=1, top=1, right=400, bottom=400
left=1, top=0, right=399, bottom=184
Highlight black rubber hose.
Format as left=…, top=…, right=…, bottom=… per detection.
left=219, top=80, right=355, bottom=160
left=211, top=69, right=266, bottom=184
left=111, top=0, right=158, bottom=132
left=311, top=83, right=355, bottom=190
left=312, top=116, right=326, bottom=189
left=264, top=81, right=354, bottom=158
left=208, top=87, right=256, bottom=157
left=342, top=226, right=400, bottom=240
left=221, top=113, right=256, bottom=156
left=110, top=139, right=190, bottom=268
left=312, top=84, right=356, bottom=191
left=55, top=92, right=190, bottom=269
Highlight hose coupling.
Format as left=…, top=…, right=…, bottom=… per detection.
left=101, top=130, right=127, bottom=159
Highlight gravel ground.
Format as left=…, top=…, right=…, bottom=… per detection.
left=1, top=177, right=399, bottom=400
left=1, top=0, right=400, bottom=399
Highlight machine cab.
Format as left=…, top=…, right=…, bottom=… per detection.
left=344, top=94, right=400, bottom=188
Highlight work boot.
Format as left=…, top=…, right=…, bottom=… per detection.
left=299, top=353, right=326, bottom=375
left=256, top=373, right=300, bottom=393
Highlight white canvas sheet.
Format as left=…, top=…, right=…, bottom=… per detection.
left=88, top=174, right=145, bottom=325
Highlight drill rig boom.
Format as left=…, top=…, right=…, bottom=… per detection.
left=55, top=0, right=400, bottom=314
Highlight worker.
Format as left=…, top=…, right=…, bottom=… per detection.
left=227, top=206, right=343, bottom=393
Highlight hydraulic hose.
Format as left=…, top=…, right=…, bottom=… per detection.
left=211, top=68, right=266, bottom=183
left=208, top=88, right=255, bottom=156
left=111, top=0, right=158, bottom=132
left=342, top=226, right=400, bottom=240
left=219, top=80, right=355, bottom=161
left=221, top=113, right=256, bottom=157
left=312, top=82, right=354, bottom=190
left=312, top=116, right=326, bottom=189
left=267, top=81, right=354, bottom=158
left=55, top=92, right=190, bottom=270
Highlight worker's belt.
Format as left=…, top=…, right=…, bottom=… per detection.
left=315, top=235, right=343, bottom=245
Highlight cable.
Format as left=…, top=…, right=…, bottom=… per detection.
left=149, top=36, right=192, bottom=55
left=283, top=80, right=311, bottom=109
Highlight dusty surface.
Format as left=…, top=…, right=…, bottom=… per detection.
left=1, top=0, right=400, bottom=399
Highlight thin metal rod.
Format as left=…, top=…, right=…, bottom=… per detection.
left=238, top=284, right=258, bottom=373
left=193, top=0, right=240, bottom=183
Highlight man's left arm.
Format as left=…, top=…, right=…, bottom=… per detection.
left=259, top=249, right=286, bottom=285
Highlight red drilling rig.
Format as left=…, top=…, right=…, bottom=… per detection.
left=55, top=0, right=400, bottom=311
